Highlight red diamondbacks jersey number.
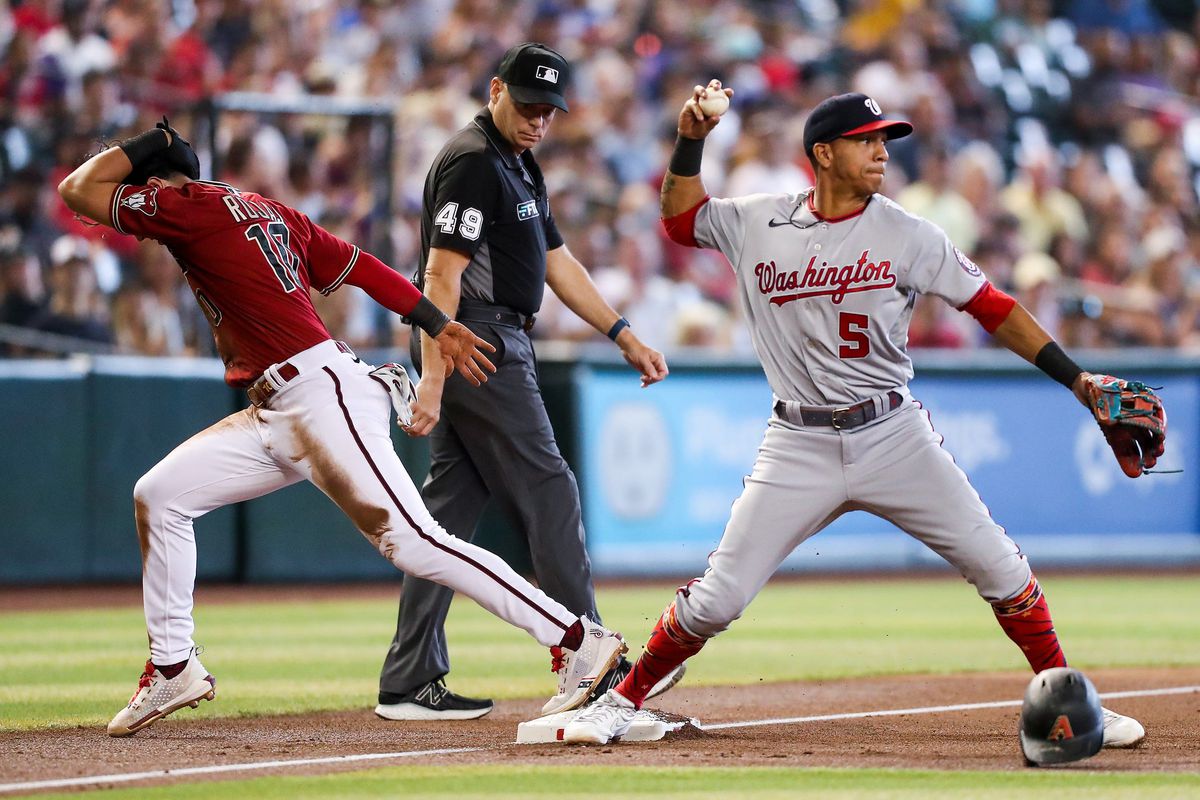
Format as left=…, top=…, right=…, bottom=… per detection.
left=838, top=312, right=870, bottom=359
left=245, top=221, right=302, bottom=293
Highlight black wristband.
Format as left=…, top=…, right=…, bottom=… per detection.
left=409, top=296, right=450, bottom=338
left=606, top=317, right=630, bottom=342
left=668, top=136, right=705, bottom=177
left=1035, top=341, right=1083, bottom=389
left=118, top=128, right=169, bottom=170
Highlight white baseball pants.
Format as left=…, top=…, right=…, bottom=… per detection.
left=673, top=400, right=1033, bottom=639
left=134, top=339, right=576, bottom=664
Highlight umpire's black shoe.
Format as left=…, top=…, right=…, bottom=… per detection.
left=587, top=656, right=687, bottom=704
left=374, top=678, right=493, bottom=720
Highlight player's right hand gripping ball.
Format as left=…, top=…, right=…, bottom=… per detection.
left=1081, top=374, right=1166, bottom=478
left=698, top=90, right=730, bottom=117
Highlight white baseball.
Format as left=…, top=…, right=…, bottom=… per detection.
left=698, top=91, right=730, bottom=117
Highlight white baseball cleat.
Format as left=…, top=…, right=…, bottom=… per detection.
left=564, top=689, right=638, bottom=744
left=107, top=647, right=216, bottom=737
left=1100, top=707, right=1145, bottom=748
left=541, top=617, right=627, bottom=717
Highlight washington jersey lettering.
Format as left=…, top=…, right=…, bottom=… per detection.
left=111, top=181, right=360, bottom=387
left=695, top=189, right=987, bottom=405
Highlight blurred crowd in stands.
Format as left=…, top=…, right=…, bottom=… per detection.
left=1, top=0, right=1199, bottom=359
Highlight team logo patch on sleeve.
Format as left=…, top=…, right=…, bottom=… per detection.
left=954, top=247, right=982, bottom=277
left=121, top=187, right=159, bottom=217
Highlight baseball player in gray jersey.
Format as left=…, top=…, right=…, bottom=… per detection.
left=565, top=84, right=1150, bottom=746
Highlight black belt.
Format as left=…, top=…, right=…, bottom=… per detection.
left=774, top=391, right=904, bottom=430
left=456, top=303, right=535, bottom=333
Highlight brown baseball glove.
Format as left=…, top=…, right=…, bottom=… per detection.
left=1080, top=374, right=1166, bottom=478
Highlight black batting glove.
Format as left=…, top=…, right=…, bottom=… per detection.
left=157, top=116, right=201, bottom=179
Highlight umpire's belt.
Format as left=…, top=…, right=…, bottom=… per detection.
left=456, top=301, right=535, bottom=333
left=247, top=340, right=355, bottom=408
left=774, top=390, right=904, bottom=431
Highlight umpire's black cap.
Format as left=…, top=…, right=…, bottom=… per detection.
left=803, top=93, right=913, bottom=158
left=498, top=42, right=570, bottom=113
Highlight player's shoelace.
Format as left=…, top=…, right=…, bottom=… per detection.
left=130, top=661, right=155, bottom=701
left=549, top=646, right=567, bottom=673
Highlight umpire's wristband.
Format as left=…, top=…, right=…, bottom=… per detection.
left=409, top=296, right=450, bottom=338
left=1035, top=341, right=1083, bottom=389
left=118, top=128, right=170, bottom=169
left=668, top=136, right=705, bottom=177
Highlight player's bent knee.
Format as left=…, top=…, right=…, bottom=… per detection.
left=980, top=559, right=1036, bottom=605
left=963, top=552, right=1032, bottom=604
left=674, top=588, right=743, bottom=639
left=132, top=469, right=172, bottom=516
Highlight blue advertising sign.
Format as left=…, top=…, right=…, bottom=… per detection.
left=577, top=366, right=1199, bottom=575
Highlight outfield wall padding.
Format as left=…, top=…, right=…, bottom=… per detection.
left=1, top=349, right=1196, bottom=584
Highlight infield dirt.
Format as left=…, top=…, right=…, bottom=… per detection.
left=3, top=667, right=1198, bottom=793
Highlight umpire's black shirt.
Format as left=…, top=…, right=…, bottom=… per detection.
left=418, top=108, right=564, bottom=317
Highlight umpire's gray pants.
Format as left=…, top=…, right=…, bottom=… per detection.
left=378, top=322, right=600, bottom=697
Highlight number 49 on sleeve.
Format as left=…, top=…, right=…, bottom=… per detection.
left=434, top=202, right=483, bottom=241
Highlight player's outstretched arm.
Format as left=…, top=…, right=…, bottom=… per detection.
left=988, top=301, right=1093, bottom=406
left=341, top=246, right=495, bottom=382
left=992, top=300, right=1167, bottom=476
left=545, top=244, right=668, bottom=387
left=661, top=79, right=733, bottom=219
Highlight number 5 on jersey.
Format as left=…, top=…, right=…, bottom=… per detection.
left=435, top=202, right=484, bottom=241
left=839, top=312, right=870, bottom=359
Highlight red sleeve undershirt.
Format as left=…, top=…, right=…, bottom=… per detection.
left=959, top=281, right=1016, bottom=334
left=661, top=195, right=711, bottom=248
left=342, top=251, right=423, bottom=317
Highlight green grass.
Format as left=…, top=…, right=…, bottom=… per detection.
left=28, top=765, right=1200, bottom=800
left=4, top=576, right=1198, bottom=797
left=2, top=575, right=1197, bottom=732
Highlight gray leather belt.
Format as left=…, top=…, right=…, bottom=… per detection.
left=774, top=390, right=904, bottom=430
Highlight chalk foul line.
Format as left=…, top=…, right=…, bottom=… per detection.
left=1, top=685, right=1195, bottom=794
left=700, top=685, right=1200, bottom=731
left=0, top=747, right=483, bottom=794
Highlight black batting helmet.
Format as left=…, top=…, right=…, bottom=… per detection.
left=1019, top=667, right=1104, bottom=766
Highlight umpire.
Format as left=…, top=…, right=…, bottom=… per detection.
left=375, top=42, right=670, bottom=720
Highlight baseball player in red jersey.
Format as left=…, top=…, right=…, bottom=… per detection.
left=565, top=85, right=1150, bottom=746
left=58, top=120, right=627, bottom=737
